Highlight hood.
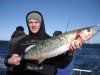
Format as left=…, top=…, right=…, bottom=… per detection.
left=26, top=11, right=50, bottom=40
left=11, top=31, right=25, bottom=38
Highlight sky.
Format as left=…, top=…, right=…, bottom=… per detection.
left=0, top=0, right=100, bottom=43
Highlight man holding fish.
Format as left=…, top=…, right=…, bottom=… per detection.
left=4, top=11, right=97, bottom=75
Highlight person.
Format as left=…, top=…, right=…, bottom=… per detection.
left=9, top=26, right=26, bottom=53
left=4, top=11, right=83, bottom=75
left=53, top=31, right=62, bottom=37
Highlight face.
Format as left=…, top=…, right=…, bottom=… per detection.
left=28, top=19, right=41, bottom=33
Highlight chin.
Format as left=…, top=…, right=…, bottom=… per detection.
left=32, top=30, right=39, bottom=33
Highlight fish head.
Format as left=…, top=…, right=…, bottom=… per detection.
left=79, top=26, right=98, bottom=41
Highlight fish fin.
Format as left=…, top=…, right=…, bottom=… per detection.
left=38, top=59, right=45, bottom=64
left=25, top=45, right=36, bottom=52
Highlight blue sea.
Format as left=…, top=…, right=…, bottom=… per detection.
left=0, top=40, right=9, bottom=75
left=0, top=40, right=100, bottom=75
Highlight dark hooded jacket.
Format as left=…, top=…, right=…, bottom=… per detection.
left=4, top=11, right=73, bottom=75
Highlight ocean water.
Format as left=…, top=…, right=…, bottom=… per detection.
left=0, top=41, right=100, bottom=75
left=73, top=44, right=100, bottom=75
left=0, top=41, right=8, bottom=75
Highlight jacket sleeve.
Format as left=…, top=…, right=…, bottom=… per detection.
left=4, top=54, right=13, bottom=67
left=4, top=41, right=21, bottom=68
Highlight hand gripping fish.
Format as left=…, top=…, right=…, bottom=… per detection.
left=22, top=25, right=100, bottom=63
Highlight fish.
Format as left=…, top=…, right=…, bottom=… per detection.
left=22, top=25, right=100, bottom=63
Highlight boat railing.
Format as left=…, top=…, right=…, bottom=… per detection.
left=73, top=68, right=92, bottom=75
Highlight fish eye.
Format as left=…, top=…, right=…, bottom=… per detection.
left=87, top=29, right=91, bottom=32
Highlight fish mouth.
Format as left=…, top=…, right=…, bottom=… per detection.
left=82, top=25, right=100, bottom=41
left=91, top=24, right=100, bottom=32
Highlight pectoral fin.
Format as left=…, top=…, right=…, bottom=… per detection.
left=38, top=59, right=45, bottom=64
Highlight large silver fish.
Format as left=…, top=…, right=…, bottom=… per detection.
left=23, top=25, right=100, bottom=63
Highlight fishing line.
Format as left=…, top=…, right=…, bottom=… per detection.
left=66, top=17, right=72, bottom=32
